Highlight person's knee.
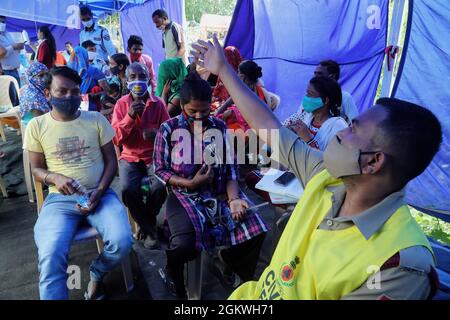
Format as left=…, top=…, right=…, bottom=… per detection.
left=105, top=231, right=133, bottom=258
left=121, top=181, right=140, bottom=198
left=170, top=234, right=197, bottom=261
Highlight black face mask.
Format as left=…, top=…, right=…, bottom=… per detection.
left=51, top=96, right=81, bottom=117
left=110, top=65, right=120, bottom=76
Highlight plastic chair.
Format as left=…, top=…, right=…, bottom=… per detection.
left=33, top=179, right=134, bottom=293
left=21, top=124, right=35, bottom=202
left=0, top=174, right=8, bottom=198
left=186, top=251, right=205, bottom=300
left=0, top=75, right=21, bottom=142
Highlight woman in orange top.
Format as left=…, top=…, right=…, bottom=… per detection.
left=215, top=60, right=279, bottom=132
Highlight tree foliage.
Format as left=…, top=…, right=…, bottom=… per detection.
left=185, top=0, right=237, bottom=23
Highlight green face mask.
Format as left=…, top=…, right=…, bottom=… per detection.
left=302, top=96, right=324, bottom=113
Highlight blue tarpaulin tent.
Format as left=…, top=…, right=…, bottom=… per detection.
left=391, top=0, right=450, bottom=220
left=226, top=0, right=388, bottom=121
left=0, top=0, right=183, bottom=57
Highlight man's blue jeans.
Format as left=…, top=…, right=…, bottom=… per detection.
left=34, top=188, right=133, bottom=300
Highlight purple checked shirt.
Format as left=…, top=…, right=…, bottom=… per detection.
left=153, top=114, right=269, bottom=251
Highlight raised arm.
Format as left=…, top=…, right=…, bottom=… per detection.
left=191, top=35, right=326, bottom=186
left=191, top=36, right=280, bottom=147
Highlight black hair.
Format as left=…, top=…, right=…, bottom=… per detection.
left=81, top=40, right=96, bottom=49
left=374, top=97, right=442, bottom=184
left=179, top=72, right=212, bottom=105
left=44, top=66, right=82, bottom=88
left=110, top=53, right=130, bottom=69
left=65, top=41, right=72, bottom=46
left=127, top=35, right=143, bottom=50
left=80, top=6, right=92, bottom=17
left=238, top=60, right=262, bottom=84
left=309, top=76, right=342, bottom=117
left=319, top=60, right=340, bottom=81
left=39, top=25, right=56, bottom=60
left=152, top=9, right=168, bottom=20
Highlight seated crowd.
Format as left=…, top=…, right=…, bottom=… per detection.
left=0, top=6, right=442, bottom=301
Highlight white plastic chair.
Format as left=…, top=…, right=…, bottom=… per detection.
left=21, top=123, right=35, bottom=202
left=0, top=174, right=8, bottom=198
left=0, top=75, right=21, bottom=142
left=186, top=252, right=205, bottom=300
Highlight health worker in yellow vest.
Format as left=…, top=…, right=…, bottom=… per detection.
left=191, top=35, right=442, bottom=300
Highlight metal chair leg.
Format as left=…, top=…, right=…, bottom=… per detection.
left=121, top=255, right=134, bottom=293
left=186, top=251, right=204, bottom=300
left=23, top=149, right=35, bottom=202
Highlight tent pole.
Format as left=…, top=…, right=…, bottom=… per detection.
left=380, top=0, right=407, bottom=98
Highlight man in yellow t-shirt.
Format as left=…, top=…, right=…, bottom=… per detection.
left=191, top=36, right=442, bottom=300
left=23, top=66, right=132, bottom=300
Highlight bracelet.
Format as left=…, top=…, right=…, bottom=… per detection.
left=305, top=137, right=314, bottom=145
left=228, top=197, right=240, bottom=206
left=43, top=172, right=51, bottom=186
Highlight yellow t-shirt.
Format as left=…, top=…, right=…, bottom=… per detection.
left=23, top=111, right=115, bottom=194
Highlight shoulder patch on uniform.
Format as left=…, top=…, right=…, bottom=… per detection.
left=399, top=245, right=434, bottom=274
left=103, top=33, right=110, bottom=41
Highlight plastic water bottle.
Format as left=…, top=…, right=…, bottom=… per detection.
left=73, top=180, right=90, bottom=209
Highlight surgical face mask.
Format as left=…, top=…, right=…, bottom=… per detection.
left=302, top=96, right=324, bottom=113
left=323, top=135, right=379, bottom=179
left=0, top=23, right=6, bottom=32
left=127, top=80, right=148, bottom=97
left=82, top=19, right=94, bottom=28
left=87, top=51, right=96, bottom=61
left=50, top=96, right=81, bottom=117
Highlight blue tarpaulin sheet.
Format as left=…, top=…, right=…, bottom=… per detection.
left=120, top=0, right=185, bottom=77
left=392, top=0, right=450, bottom=217
left=225, top=0, right=388, bottom=122
left=0, top=0, right=79, bottom=27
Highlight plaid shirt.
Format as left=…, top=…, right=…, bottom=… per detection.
left=153, top=115, right=269, bottom=251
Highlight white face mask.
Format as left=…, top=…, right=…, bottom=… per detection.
left=0, top=23, right=6, bottom=32
left=88, top=51, right=96, bottom=61
left=82, top=19, right=94, bottom=28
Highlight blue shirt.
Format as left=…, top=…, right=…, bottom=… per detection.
left=79, top=23, right=116, bottom=61
left=0, top=31, right=20, bottom=70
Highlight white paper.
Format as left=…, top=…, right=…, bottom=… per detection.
left=269, top=192, right=299, bottom=204
left=255, top=168, right=304, bottom=199
left=21, top=30, right=30, bottom=44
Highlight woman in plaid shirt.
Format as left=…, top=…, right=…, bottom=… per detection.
left=153, top=72, right=269, bottom=299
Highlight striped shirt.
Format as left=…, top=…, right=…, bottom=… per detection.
left=153, top=115, right=269, bottom=251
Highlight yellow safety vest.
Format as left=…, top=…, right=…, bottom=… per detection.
left=229, top=170, right=433, bottom=300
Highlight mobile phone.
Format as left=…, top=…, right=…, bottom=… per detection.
left=274, top=171, right=296, bottom=187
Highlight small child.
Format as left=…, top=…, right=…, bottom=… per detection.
left=99, top=83, right=120, bottom=122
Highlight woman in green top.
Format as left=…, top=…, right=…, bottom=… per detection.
left=156, top=57, right=187, bottom=117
